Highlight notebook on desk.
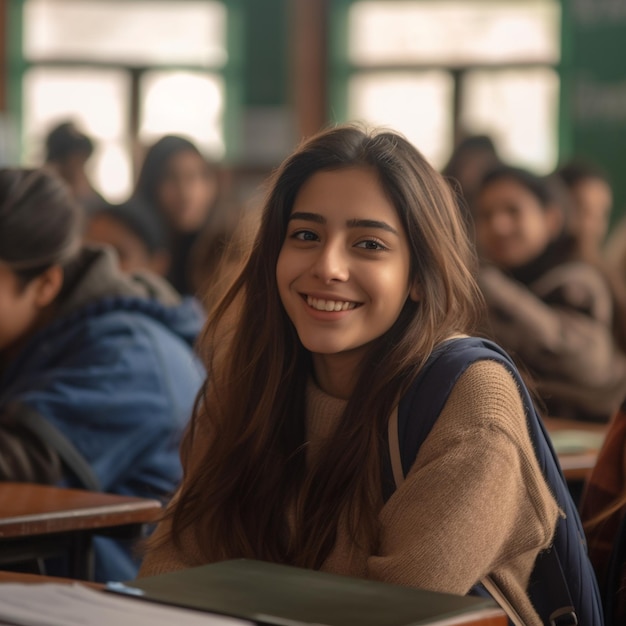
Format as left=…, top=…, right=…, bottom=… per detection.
left=108, top=559, right=501, bottom=626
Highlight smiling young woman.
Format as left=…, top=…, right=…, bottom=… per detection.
left=276, top=167, right=419, bottom=397
left=140, top=125, right=562, bottom=626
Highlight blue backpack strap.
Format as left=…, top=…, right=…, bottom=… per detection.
left=387, top=336, right=602, bottom=626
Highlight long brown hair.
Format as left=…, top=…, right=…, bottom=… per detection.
left=163, top=125, right=483, bottom=569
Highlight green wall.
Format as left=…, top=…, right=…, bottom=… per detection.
left=560, top=0, right=626, bottom=222
left=236, top=0, right=293, bottom=164
left=240, top=0, right=288, bottom=107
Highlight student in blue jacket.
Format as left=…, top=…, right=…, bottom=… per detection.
left=0, top=168, right=205, bottom=581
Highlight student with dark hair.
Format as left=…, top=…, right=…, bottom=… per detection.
left=85, top=197, right=170, bottom=277
left=474, top=165, right=626, bottom=422
left=556, top=160, right=613, bottom=260
left=44, top=120, right=106, bottom=213
left=139, top=126, right=564, bottom=625
left=134, top=135, right=223, bottom=297
left=0, top=168, right=205, bottom=581
left=441, top=134, right=501, bottom=220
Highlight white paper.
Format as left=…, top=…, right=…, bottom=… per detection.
left=0, top=583, right=252, bottom=626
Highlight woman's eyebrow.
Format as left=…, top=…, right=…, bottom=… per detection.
left=289, top=211, right=325, bottom=224
left=347, top=218, right=398, bottom=236
left=289, top=212, right=398, bottom=236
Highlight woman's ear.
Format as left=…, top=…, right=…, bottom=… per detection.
left=33, top=265, right=64, bottom=308
left=409, top=280, right=421, bottom=303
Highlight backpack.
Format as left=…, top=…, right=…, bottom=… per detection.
left=382, top=336, right=604, bottom=626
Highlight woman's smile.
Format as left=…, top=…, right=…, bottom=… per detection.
left=304, top=294, right=362, bottom=312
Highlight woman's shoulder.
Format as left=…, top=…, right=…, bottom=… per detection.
left=403, top=338, right=529, bottom=435
left=444, top=357, right=526, bottom=431
left=399, top=337, right=528, bottom=435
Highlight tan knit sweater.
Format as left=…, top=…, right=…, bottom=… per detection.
left=140, top=360, right=559, bottom=625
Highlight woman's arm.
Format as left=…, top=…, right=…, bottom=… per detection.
left=368, top=360, right=559, bottom=595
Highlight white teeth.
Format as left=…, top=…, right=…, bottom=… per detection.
left=306, top=296, right=357, bottom=312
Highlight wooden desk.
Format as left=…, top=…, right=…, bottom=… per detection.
left=0, top=570, right=102, bottom=588
left=0, top=482, right=162, bottom=580
left=543, top=417, right=607, bottom=482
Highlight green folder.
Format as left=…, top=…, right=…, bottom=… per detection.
left=108, top=559, right=500, bottom=626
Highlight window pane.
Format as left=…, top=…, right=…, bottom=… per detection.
left=349, top=1, right=560, bottom=65
left=348, top=72, right=453, bottom=168
left=139, top=71, right=225, bottom=159
left=23, top=67, right=132, bottom=201
left=24, top=0, right=227, bottom=65
left=461, top=68, right=559, bottom=172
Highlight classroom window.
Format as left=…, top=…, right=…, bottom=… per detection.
left=348, top=71, right=454, bottom=168
left=139, top=71, right=225, bottom=156
left=19, top=0, right=229, bottom=202
left=334, top=0, right=561, bottom=171
left=462, top=68, right=560, bottom=172
left=23, top=67, right=131, bottom=200
left=23, top=0, right=226, bottom=65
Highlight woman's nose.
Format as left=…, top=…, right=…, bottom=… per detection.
left=311, top=243, right=349, bottom=283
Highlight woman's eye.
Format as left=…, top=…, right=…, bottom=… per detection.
left=355, top=239, right=387, bottom=251
left=293, top=230, right=318, bottom=242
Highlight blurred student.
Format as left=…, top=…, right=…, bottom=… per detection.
left=474, top=165, right=626, bottom=422
left=140, top=126, right=566, bottom=625
left=134, top=135, right=224, bottom=297
left=0, top=168, right=205, bottom=581
left=555, top=163, right=626, bottom=355
left=557, top=160, right=613, bottom=261
left=44, top=120, right=106, bottom=213
left=85, top=197, right=170, bottom=277
left=441, top=134, right=501, bottom=224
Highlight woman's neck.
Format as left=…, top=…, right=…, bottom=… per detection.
left=311, top=351, right=364, bottom=399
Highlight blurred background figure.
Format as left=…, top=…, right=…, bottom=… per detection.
left=44, top=121, right=106, bottom=214
left=134, top=135, right=226, bottom=298
left=441, top=134, right=501, bottom=225
left=555, top=162, right=626, bottom=356
left=473, top=165, right=626, bottom=423
left=556, top=160, right=613, bottom=262
left=84, top=197, right=170, bottom=277
left=0, top=167, right=205, bottom=581
left=606, top=216, right=626, bottom=294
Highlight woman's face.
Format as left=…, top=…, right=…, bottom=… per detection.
left=276, top=167, right=418, bottom=373
left=474, top=178, right=557, bottom=269
left=570, top=177, right=612, bottom=252
left=0, top=264, right=45, bottom=353
left=157, top=150, right=217, bottom=233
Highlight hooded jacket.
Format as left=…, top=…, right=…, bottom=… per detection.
left=0, top=246, right=205, bottom=580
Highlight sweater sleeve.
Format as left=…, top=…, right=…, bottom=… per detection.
left=368, top=359, right=559, bottom=596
